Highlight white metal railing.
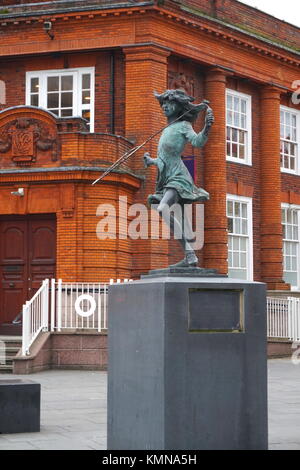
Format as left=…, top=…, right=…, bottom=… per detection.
left=267, top=296, right=300, bottom=342
left=50, top=278, right=132, bottom=333
left=21, top=278, right=132, bottom=355
left=22, top=279, right=49, bottom=356
left=51, top=280, right=108, bottom=332
left=288, top=297, right=300, bottom=342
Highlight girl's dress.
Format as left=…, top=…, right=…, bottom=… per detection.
left=148, top=120, right=210, bottom=205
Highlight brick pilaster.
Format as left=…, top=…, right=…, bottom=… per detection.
left=260, top=86, right=289, bottom=290
left=123, top=44, right=170, bottom=275
left=203, top=68, right=228, bottom=274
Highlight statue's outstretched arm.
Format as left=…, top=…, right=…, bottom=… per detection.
left=183, top=108, right=214, bottom=148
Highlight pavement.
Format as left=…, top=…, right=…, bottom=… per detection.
left=0, top=358, right=299, bottom=450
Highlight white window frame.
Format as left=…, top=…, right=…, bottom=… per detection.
left=226, top=89, right=252, bottom=166
left=227, top=194, right=253, bottom=281
left=282, top=203, right=300, bottom=290
left=280, top=106, right=300, bottom=175
left=26, top=67, right=95, bottom=132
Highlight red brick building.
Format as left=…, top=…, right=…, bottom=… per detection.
left=0, top=0, right=300, bottom=337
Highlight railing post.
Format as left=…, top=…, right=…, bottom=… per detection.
left=104, top=283, right=107, bottom=330
left=98, top=283, right=102, bottom=333
left=57, top=278, right=62, bottom=332
left=42, top=279, right=49, bottom=331
left=22, top=302, right=29, bottom=356
left=51, top=278, right=56, bottom=332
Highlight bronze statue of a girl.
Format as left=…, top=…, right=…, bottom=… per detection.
left=144, top=89, right=214, bottom=268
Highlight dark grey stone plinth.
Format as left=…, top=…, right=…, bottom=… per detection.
left=107, top=276, right=268, bottom=450
left=142, top=266, right=226, bottom=278
left=0, top=379, right=40, bottom=433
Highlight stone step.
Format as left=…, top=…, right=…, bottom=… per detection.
left=0, top=364, right=13, bottom=373
left=0, top=336, right=22, bottom=342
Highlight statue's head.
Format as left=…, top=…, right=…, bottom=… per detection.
left=154, top=89, right=201, bottom=122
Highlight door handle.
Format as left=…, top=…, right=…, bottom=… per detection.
left=9, top=282, right=15, bottom=288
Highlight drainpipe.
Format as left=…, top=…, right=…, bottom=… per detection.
left=110, top=51, right=115, bottom=135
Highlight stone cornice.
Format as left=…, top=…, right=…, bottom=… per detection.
left=0, top=166, right=144, bottom=189
left=0, top=2, right=300, bottom=73
left=0, top=3, right=299, bottom=69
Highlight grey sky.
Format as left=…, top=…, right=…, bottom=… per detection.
left=239, top=0, right=300, bottom=27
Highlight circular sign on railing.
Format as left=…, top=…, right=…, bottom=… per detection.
left=75, top=294, right=96, bottom=318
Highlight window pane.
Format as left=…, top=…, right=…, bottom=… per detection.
left=232, top=128, right=238, bottom=142
left=61, top=75, right=73, bottom=91
left=290, top=143, right=296, bottom=156
left=234, top=203, right=240, bottom=217
left=47, top=76, right=59, bottom=92
left=235, top=219, right=241, bottom=234
left=61, top=108, right=73, bottom=117
left=283, top=271, right=297, bottom=286
left=227, top=201, right=233, bottom=216
left=30, top=94, right=39, bottom=106
left=293, top=211, right=298, bottom=224
left=47, top=93, right=59, bottom=108
left=290, top=157, right=295, bottom=170
left=82, top=90, right=91, bottom=104
left=232, top=143, right=238, bottom=158
left=242, top=220, right=247, bottom=235
left=30, top=77, right=39, bottom=93
left=228, top=218, right=233, bottom=233
left=239, top=145, right=245, bottom=159
left=239, top=131, right=245, bottom=144
left=82, top=74, right=91, bottom=89
left=50, top=109, right=59, bottom=116
left=233, top=237, right=239, bottom=250
left=240, top=237, right=246, bottom=251
left=234, top=97, right=239, bottom=111
left=241, top=100, right=246, bottom=114
left=61, top=92, right=73, bottom=108
left=227, top=111, right=232, bottom=126
left=240, top=253, right=246, bottom=268
left=226, top=126, right=231, bottom=140
left=241, top=115, right=246, bottom=129
left=234, top=112, right=239, bottom=127
left=228, top=269, right=247, bottom=280
left=82, top=110, right=91, bottom=121
left=233, top=252, right=239, bottom=267
left=227, top=142, right=231, bottom=156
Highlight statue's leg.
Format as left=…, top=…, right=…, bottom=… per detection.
left=157, top=189, right=198, bottom=267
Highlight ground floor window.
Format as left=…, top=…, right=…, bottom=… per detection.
left=227, top=194, right=253, bottom=281
left=282, top=205, right=300, bottom=288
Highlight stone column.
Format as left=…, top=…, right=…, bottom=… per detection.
left=123, top=44, right=171, bottom=275
left=260, top=86, right=289, bottom=290
left=204, top=68, right=228, bottom=274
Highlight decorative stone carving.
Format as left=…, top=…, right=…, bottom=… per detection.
left=168, top=72, right=195, bottom=96
left=0, top=115, right=58, bottom=166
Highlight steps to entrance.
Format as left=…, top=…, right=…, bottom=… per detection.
left=0, top=336, right=22, bottom=373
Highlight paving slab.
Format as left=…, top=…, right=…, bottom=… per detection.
left=0, top=359, right=299, bottom=450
